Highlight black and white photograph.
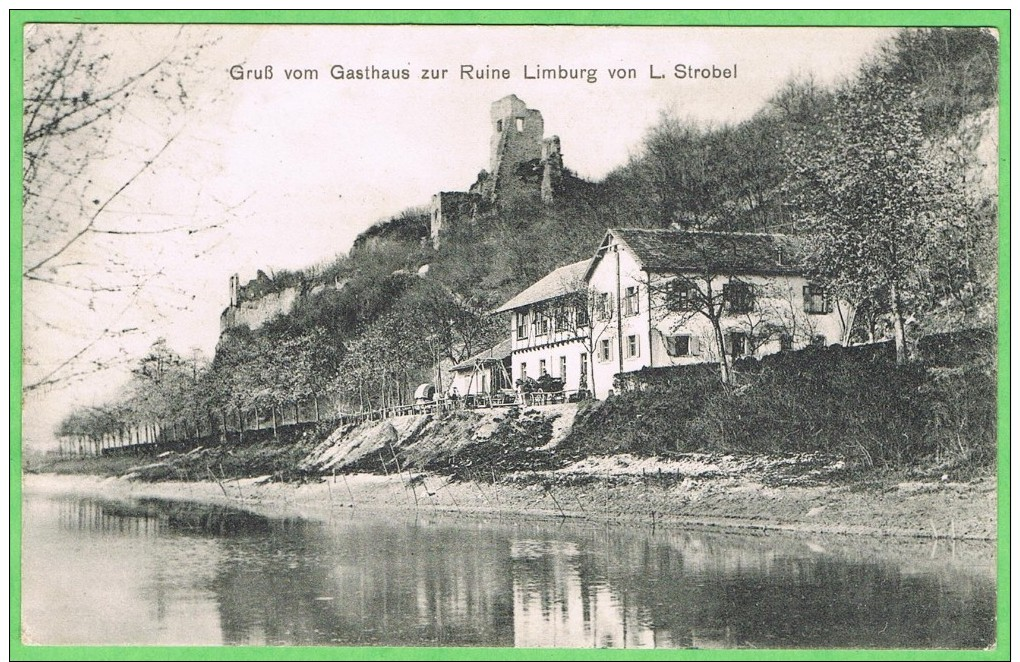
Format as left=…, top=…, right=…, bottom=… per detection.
left=17, top=17, right=1003, bottom=652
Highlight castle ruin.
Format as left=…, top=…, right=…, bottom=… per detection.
left=430, top=94, right=564, bottom=248
left=223, top=94, right=566, bottom=332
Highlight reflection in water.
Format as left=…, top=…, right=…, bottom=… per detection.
left=22, top=491, right=996, bottom=648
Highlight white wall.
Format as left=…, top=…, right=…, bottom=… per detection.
left=584, top=236, right=853, bottom=399
left=646, top=272, right=851, bottom=368
left=588, top=243, right=648, bottom=399
left=448, top=362, right=510, bottom=397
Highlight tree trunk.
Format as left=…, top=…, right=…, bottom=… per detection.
left=890, top=282, right=908, bottom=365
left=713, top=321, right=732, bottom=385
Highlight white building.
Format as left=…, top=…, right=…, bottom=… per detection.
left=447, top=338, right=513, bottom=403
left=497, top=229, right=853, bottom=401
left=584, top=229, right=852, bottom=398
left=494, top=260, right=592, bottom=397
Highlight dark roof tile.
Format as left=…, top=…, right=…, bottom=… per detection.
left=494, top=260, right=589, bottom=313
left=611, top=228, right=805, bottom=275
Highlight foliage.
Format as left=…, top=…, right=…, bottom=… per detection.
left=563, top=338, right=994, bottom=470
left=788, top=55, right=986, bottom=363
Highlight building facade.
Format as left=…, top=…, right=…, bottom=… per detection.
left=448, top=338, right=513, bottom=401
left=498, top=229, right=853, bottom=400
left=494, top=260, right=592, bottom=397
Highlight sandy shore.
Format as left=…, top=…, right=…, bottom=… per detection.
left=22, top=465, right=997, bottom=541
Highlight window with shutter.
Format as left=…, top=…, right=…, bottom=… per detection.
left=665, top=335, right=690, bottom=357
left=803, top=284, right=831, bottom=314
left=726, top=331, right=749, bottom=358
left=596, top=292, right=613, bottom=320
left=626, top=335, right=640, bottom=359
left=623, top=286, right=640, bottom=316
left=723, top=282, right=754, bottom=314
left=576, top=302, right=589, bottom=327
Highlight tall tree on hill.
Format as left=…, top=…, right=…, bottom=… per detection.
left=789, top=54, right=981, bottom=364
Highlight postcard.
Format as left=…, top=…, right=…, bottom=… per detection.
left=13, top=11, right=1008, bottom=659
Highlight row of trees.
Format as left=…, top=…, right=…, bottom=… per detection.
left=57, top=274, right=504, bottom=446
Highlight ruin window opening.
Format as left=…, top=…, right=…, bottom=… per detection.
left=515, top=117, right=524, bottom=132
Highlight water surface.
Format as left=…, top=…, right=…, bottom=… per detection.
left=21, top=490, right=996, bottom=649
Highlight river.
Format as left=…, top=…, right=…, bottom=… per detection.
left=19, top=489, right=996, bottom=649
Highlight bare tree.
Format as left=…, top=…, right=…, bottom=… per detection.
left=558, top=283, right=613, bottom=398
left=21, top=24, right=230, bottom=393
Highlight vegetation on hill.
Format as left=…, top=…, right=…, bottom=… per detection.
left=56, top=28, right=1000, bottom=462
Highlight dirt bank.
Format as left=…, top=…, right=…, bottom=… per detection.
left=26, top=402, right=997, bottom=540
left=23, top=459, right=997, bottom=540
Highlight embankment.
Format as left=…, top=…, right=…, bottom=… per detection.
left=29, top=336, right=997, bottom=540
left=27, top=399, right=996, bottom=540
left=23, top=465, right=996, bottom=541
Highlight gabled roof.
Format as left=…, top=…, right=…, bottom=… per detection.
left=494, top=260, right=589, bottom=313
left=450, top=338, right=513, bottom=372
left=590, top=228, right=805, bottom=278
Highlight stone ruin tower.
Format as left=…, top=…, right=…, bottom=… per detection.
left=431, top=94, right=564, bottom=247
left=486, top=94, right=562, bottom=205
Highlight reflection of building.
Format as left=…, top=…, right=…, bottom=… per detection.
left=510, top=539, right=663, bottom=648
left=213, top=519, right=514, bottom=647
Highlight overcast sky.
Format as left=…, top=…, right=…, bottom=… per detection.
left=21, top=24, right=896, bottom=448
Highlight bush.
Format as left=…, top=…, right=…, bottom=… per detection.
left=564, top=338, right=996, bottom=470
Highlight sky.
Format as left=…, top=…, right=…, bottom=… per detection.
left=20, top=23, right=897, bottom=449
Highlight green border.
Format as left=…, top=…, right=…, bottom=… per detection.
left=9, top=9, right=1010, bottom=662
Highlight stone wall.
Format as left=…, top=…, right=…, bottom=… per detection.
left=430, top=191, right=480, bottom=248
left=220, top=285, right=300, bottom=333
